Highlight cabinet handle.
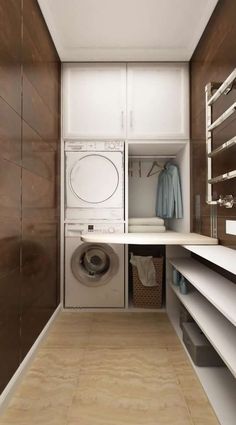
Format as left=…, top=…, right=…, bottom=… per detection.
left=121, top=111, right=124, bottom=129
left=130, top=111, right=133, bottom=128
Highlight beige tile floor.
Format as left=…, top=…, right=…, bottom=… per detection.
left=0, top=312, right=220, bottom=425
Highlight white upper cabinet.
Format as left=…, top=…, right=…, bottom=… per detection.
left=127, top=63, right=189, bottom=139
left=63, top=63, right=126, bottom=139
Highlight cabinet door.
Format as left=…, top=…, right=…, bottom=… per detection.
left=63, top=63, right=126, bottom=139
left=127, top=64, right=189, bottom=139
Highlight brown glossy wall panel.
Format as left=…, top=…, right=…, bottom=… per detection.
left=20, top=306, right=53, bottom=360
left=0, top=268, right=21, bottom=393
left=0, top=98, right=21, bottom=165
left=23, top=0, right=59, bottom=63
left=0, top=218, right=21, bottom=279
left=0, top=158, right=21, bottom=219
left=190, top=0, right=236, bottom=246
left=0, top=0, right=60, bottom=393
left=23, top=74, right=59, bottom=143
left=20, top=0, right=60, bottom=365
left=0, top=0, right=21, bottom=114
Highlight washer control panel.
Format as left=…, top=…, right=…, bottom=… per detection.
left=65, top=141, right=124, bottom=152
left=66, top=223, right=124, bottom=237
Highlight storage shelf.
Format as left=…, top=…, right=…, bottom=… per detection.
left=170, top=257, right=236, bottom=326
left=169, top=282, right=236, bottom=378
left=168, top=309, right=236, bottom=425
left=182, top=245, right=236, bottom=275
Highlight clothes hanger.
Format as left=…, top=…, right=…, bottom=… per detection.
left=139, top=160, right=142, bottom=177
left=146, top=161, right=163, bottom=177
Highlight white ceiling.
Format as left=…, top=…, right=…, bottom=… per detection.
left=37, top=0, right=218, bottom=62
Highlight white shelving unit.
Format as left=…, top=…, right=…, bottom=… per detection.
left=168, top=306, right=236, bottom=425
left=169, top=283, right=236, bottom=377
left=182, top=245, right=236, bottom=275
left=167, top=253, right=236, bottom=425
left=170, top=257, right=236, bottom=326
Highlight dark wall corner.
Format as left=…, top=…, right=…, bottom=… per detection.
left=190, top=0, right=236, bottom=246
left=0, top=0, right=61, bottom=393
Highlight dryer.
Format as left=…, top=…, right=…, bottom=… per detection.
left=65, top=141, right=124, bottom=221
left=65, top=223, right=124, bottom=308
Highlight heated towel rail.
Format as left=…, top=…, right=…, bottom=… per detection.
left=205, top=69, right=236, bottom=209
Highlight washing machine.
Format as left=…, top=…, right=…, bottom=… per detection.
left=65, top=141, right=124, bottom=221
left=65, top=223, right=124, bottom=308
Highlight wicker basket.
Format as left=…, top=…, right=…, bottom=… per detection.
left=132, top=257, right=164, bottom=308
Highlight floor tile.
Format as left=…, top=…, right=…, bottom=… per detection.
left=0, top=371, right=76, bottom=425
left=0, top=312, right=219, bottom=425
left=29, top=348, right=86, bottom=379
left=68, top=372, right=192, bottom=425
left=80, top=347, right=174, bottom=378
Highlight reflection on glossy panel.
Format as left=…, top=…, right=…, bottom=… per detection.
left=23, top=121, right=55, bottom=156
left=0, top=218, right=21, bottom=278
left=0, top=311, right=20, bottom=393
left=0, top=158, right=21, bottom=219
left=23, top=0, right=59, bottom=63
left=0, top=269, right=21, bottom=393
left=20, top=307, right=54, bottom=360
left=20, top=232, right=58, bottom=310
left=23, top=74, right=59, bottom=144
left=0, top=0, right=21, bottom=114
left=0, top=98, right=21, bottom=165
left=22, top=168, right=55, bottom=209
left=0, top=269, right=21, bottom=323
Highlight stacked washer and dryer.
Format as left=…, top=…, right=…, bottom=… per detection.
left=64, top=141, right=125, bottom=308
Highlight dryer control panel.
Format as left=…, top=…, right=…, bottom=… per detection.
left=65, top=141, right=124, bottom=152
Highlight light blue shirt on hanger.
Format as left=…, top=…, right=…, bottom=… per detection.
left=156, top=163, right=183, bottom=219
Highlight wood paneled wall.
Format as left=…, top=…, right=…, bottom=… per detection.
left=0, top=0, right=60, bottom=392
left=190, top=0, right=236, bottom=246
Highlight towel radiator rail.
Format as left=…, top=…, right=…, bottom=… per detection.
left=205, top=70, right=236, bottom=209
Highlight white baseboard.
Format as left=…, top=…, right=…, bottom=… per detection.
left=0, top=304, right=62, bottom=414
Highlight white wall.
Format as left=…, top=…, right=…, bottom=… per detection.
left=127, top=142, right=190, bottom=228
left=128, top=160, right=165, bottom=218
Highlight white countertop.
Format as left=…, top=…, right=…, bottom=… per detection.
left=81, top=231, right=218, bottom=245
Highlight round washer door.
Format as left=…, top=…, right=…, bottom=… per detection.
left=69, top=154, right=119, bottom=204
left=71, top=243, right=119, bottom=286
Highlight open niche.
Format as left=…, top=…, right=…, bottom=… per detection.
left=126, top=141, right=190, bottom=310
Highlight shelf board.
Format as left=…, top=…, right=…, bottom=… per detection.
left=182, top=245, right=236, bottom=275
left=170, top=257, right=236, bottom=326
left=81, top=231, right=218, bottom=245
left=169, top=283, right=236, bottom=378
left=168, top=310, right=236, bottom=425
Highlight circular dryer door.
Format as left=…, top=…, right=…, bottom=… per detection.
left=69, top=155, right=119, bottom=204
left=71, top=243, right=119, bottom=286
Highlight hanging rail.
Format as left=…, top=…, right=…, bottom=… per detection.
left=129, top=155, right=176, bottom=159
